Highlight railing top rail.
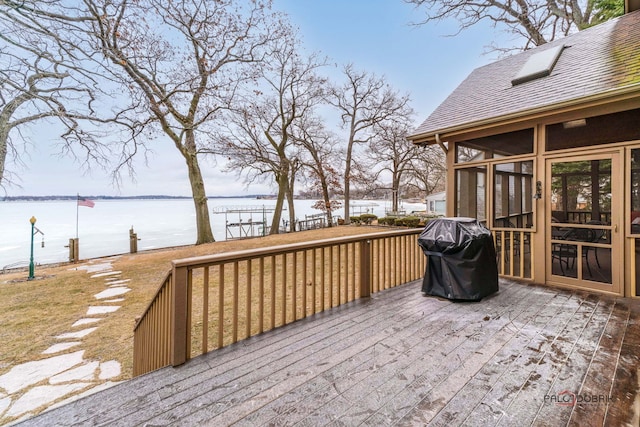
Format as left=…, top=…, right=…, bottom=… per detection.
left=172, top=228, right=422, bottom=270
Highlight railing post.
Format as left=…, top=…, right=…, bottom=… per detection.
left=171, top=264, right=189, bottom=366
left=359, top=239, right=371, bottom=298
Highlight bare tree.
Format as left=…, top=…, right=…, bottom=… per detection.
left=71, top=0, right=287, bottom=244
left=404, top=145, right=447, bottom=197
left=0, top=0, right=118, bottom=188
left=405, top=0, right=624, bottom=51
left=293, top=115, right=343, bottom=227
left=327, top=64, right=411, bottom=224
left=222, top=33, right=327, bottom=234
left=368, top=111, right=417, bottom=212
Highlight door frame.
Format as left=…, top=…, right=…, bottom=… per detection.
left=545, top=150, right=623, bottom=295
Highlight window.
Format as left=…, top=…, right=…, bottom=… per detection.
left=493, top=161, right=534, bottom=228
left=547, top=108, right=640, bottom=151
left=551, top=159, right=611, bottom=224
left=456, top=129, right=534, bottom=163
left=511, top=44, right=564, bottom=86
left=456, top=166, right=487, bottom=222
left=631, top=149, right=640, bottom=233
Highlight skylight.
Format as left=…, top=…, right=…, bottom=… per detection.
left=511, top=44, right=565, bottom=86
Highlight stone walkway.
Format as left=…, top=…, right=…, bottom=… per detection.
left=0, top=258, right=129, bottom=424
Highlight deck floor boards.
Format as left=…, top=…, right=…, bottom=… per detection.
left=15, top=279, right=640, bottom=427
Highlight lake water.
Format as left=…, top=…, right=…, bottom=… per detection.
left=0, top=198, right=422, bottom=269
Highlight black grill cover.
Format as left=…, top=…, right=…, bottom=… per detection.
left=418, top=217, right=498, bottom=301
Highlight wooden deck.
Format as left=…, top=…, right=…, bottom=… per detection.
left=16, top=279, right=640, bottom=426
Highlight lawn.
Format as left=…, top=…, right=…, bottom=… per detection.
left=0, top=225, right=385, bottom=381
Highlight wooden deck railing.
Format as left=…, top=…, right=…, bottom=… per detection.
left=133, top=228, right=425, bottom=376
left=493, top=228, right=534, bottom=280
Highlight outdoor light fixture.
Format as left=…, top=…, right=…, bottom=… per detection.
left=534, top=181, right=543, bottom=199
left=28, top=216, right=45, bottom=280
left=562, top=118, right=587, bottom=129
left=28, top=216, right=37, bottom=280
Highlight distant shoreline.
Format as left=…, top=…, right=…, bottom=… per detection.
left=1, top=195, right=269, bottom=202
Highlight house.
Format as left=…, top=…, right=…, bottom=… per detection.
left=425, top=190, right=446, bottom=215
left=408, top=8, right=640, bottom=297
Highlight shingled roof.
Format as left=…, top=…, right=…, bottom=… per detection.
left=410, top=10, right=640, bottom=142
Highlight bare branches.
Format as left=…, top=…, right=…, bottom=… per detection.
left=405, top=0, right=622, bottom=51
left=221, top=29, right=328, bottom=233
left=367, top=113, right=417, bottom=211
left=0, top=0, right=120, bottom=187
left=75, top=0, right=288, bottom=243
left=405, top=145, right=447, bottom=197
left=327, top=64, right=412, bottom=223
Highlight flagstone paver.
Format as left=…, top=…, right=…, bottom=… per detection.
left=55, top=327, right=98, bottom=340
left=5, top=383, right=89, bottom=419
left=42, top=342, right=82, bottom=354
left=86, top=306, right=120, bottom=315
left=0, top=397, right=10, bottom=416
left=94, top=287, right=130, bottom=299
left=71, top=318, right=101, bottom=327
left=99, top=361, right=122, bottom=380
left=50, top=362, right=100, bottom=384
left=0, top=351, right=85, bottom=394
left=89, top=271, right=122, bottom=278
left=106, top=279, right=130, bottom=285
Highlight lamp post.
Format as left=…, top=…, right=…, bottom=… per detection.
left=28, top=216, right=36, bottom=280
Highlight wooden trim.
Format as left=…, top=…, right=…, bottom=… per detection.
left=359, top=239, right=371, bottom=297
left=171, top=265, right=189, bottom=366
left=172, top=229, right=421, bottom=268
left=218, top=265, right=224, bottom=348
left=202, top=267, right=209, bottom=354
left=544, top=150, right=623, bottom=295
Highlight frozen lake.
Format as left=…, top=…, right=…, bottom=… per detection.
left=0, top=198, right=422, bottom=268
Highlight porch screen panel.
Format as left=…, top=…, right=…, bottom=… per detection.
left=631, top=149, right=640, bottom=232
left=455, top=129, right=534, bottom=163
left=456, top=166, right=487, bottom=223
left=631, top=149, right=640, bottom=295
left=550, top=159, right=612, bottom=284
left=493, top=161, right=534, bottom=228
left=551, top=160, right=611, bottom=224
left=547, top=108, right=640, bottom=152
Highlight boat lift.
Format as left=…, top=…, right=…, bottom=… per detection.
left=212, top=205, right=279, bottom=240
left=350, top=202, right=379, bottom=216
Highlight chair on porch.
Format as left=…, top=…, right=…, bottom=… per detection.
left=551, top=226, right=601, bottom=276
left=586, top=220, right=605, bottom=269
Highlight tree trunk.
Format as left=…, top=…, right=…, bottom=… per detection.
left=271, top=171, right=288, bottom=234
left=320, top=176, right=333, bottom=227
left=286, top=176, right=296, bottom=232
left=286, top=192, right=296, bottom=232
left=271, top=157, right=290, bottom=234
left=392, top=174, right=401, bottom=212
left=183, top=150, right=214, bottom=244
left=343, top=139, right=354, bottom=224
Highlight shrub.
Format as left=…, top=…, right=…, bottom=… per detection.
left=395, top=216, right=421, bottom=227
left=377, top=217, right=395, bottom=226
left=349, top=216, right=362, bottom=225
left=359, top=213, right=378, bottom=225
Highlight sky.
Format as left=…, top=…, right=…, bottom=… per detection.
left=4, top=0, right=508, bottom=198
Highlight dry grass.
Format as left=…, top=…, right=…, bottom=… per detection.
left=0, top=226, right=384, bottom=381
